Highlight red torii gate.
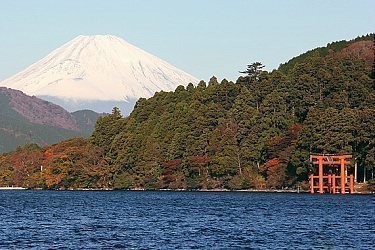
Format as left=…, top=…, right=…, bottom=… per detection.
left=309, top=153, right=354, bottom=194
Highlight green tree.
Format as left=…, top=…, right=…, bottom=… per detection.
left=91, top=107, right=124, bottom=156
left=239, top=62, right=266, bottom=83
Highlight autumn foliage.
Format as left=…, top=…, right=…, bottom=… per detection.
left=0, top=138, right=110, bottom=189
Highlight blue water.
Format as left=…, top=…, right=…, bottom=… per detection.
left=0, top=191, right=373, bottom=249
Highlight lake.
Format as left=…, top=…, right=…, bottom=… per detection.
left=0, top=191, right=373, bottom=249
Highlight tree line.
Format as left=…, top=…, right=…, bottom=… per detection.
left=0, top=34, right=374, bottom=190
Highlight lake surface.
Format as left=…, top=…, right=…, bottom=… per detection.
left=0, top=191, right=373, bottom=249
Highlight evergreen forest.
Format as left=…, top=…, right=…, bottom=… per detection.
left=0, top=34, right=374, bottom=190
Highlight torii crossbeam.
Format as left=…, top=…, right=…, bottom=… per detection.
left=309, top=153, right=354, bottom=194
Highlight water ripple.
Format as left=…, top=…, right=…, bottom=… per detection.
left=0, top=191, right=373, bottom=249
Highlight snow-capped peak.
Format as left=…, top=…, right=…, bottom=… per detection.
left=1, top=35, right=198, bottom=112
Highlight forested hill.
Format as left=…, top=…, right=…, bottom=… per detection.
left=89, top=34, right=374, bottom=190
left=1, top=34, right=374, bottom=190
left=0, top=88, right=101, bottom=153
left=278, top=34, right=373, bottom=74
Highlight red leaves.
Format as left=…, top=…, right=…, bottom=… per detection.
left=262, top=124, right=302, bottom=188
left=261, top=158, right=288, bottom=189
left=189, top=155, right=208, bottom=165
left=1, top=138, right=109, bottom=189
left=161, top=174, right=176, bottom=185
left=161, top=159, right=182, bottom=175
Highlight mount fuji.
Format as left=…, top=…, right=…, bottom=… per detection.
left=0, top=35, right=198, bottom=114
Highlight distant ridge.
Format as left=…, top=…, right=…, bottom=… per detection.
left=0, top=87, right=100, bottom=153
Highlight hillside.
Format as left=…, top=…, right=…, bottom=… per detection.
left=278, top=33, right=373, bottom=74
left=89, top=35, right=374, bottom=190
left=71, top=110, right=104, bottom=136
left=0, top=87, right=100, bottom=153
left=1, top=35, right=374, bottom=190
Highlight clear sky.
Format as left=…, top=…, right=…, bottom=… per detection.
left=0, top=0, right=374, bottom=82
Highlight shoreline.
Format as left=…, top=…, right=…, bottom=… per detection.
left=0, top=186, right=26, bottom=190
left=1, top=187, right=372, bottom=194
left=0, top=187, right=305, bottom=192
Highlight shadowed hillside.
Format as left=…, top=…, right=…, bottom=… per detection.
left=0, top=88, right=100, bottom=153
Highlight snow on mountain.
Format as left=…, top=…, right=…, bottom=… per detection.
left=0, top=35, right=198, bottom=113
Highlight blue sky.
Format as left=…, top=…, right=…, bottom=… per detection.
left=0, top=0, right=374, bottom=82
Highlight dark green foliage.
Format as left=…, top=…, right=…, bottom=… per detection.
left=71, top=110, right=103, bottom=136
left=91, top=107, right=124, bottom=157
left=89, top=35, right=374, bottom=189
left=239, top=62, right=266, bottom=83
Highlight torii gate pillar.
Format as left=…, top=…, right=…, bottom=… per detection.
left=309, top=154, right=353, bottom=194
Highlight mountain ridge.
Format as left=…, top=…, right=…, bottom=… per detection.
left=0, top=87, right=101, bottom=153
